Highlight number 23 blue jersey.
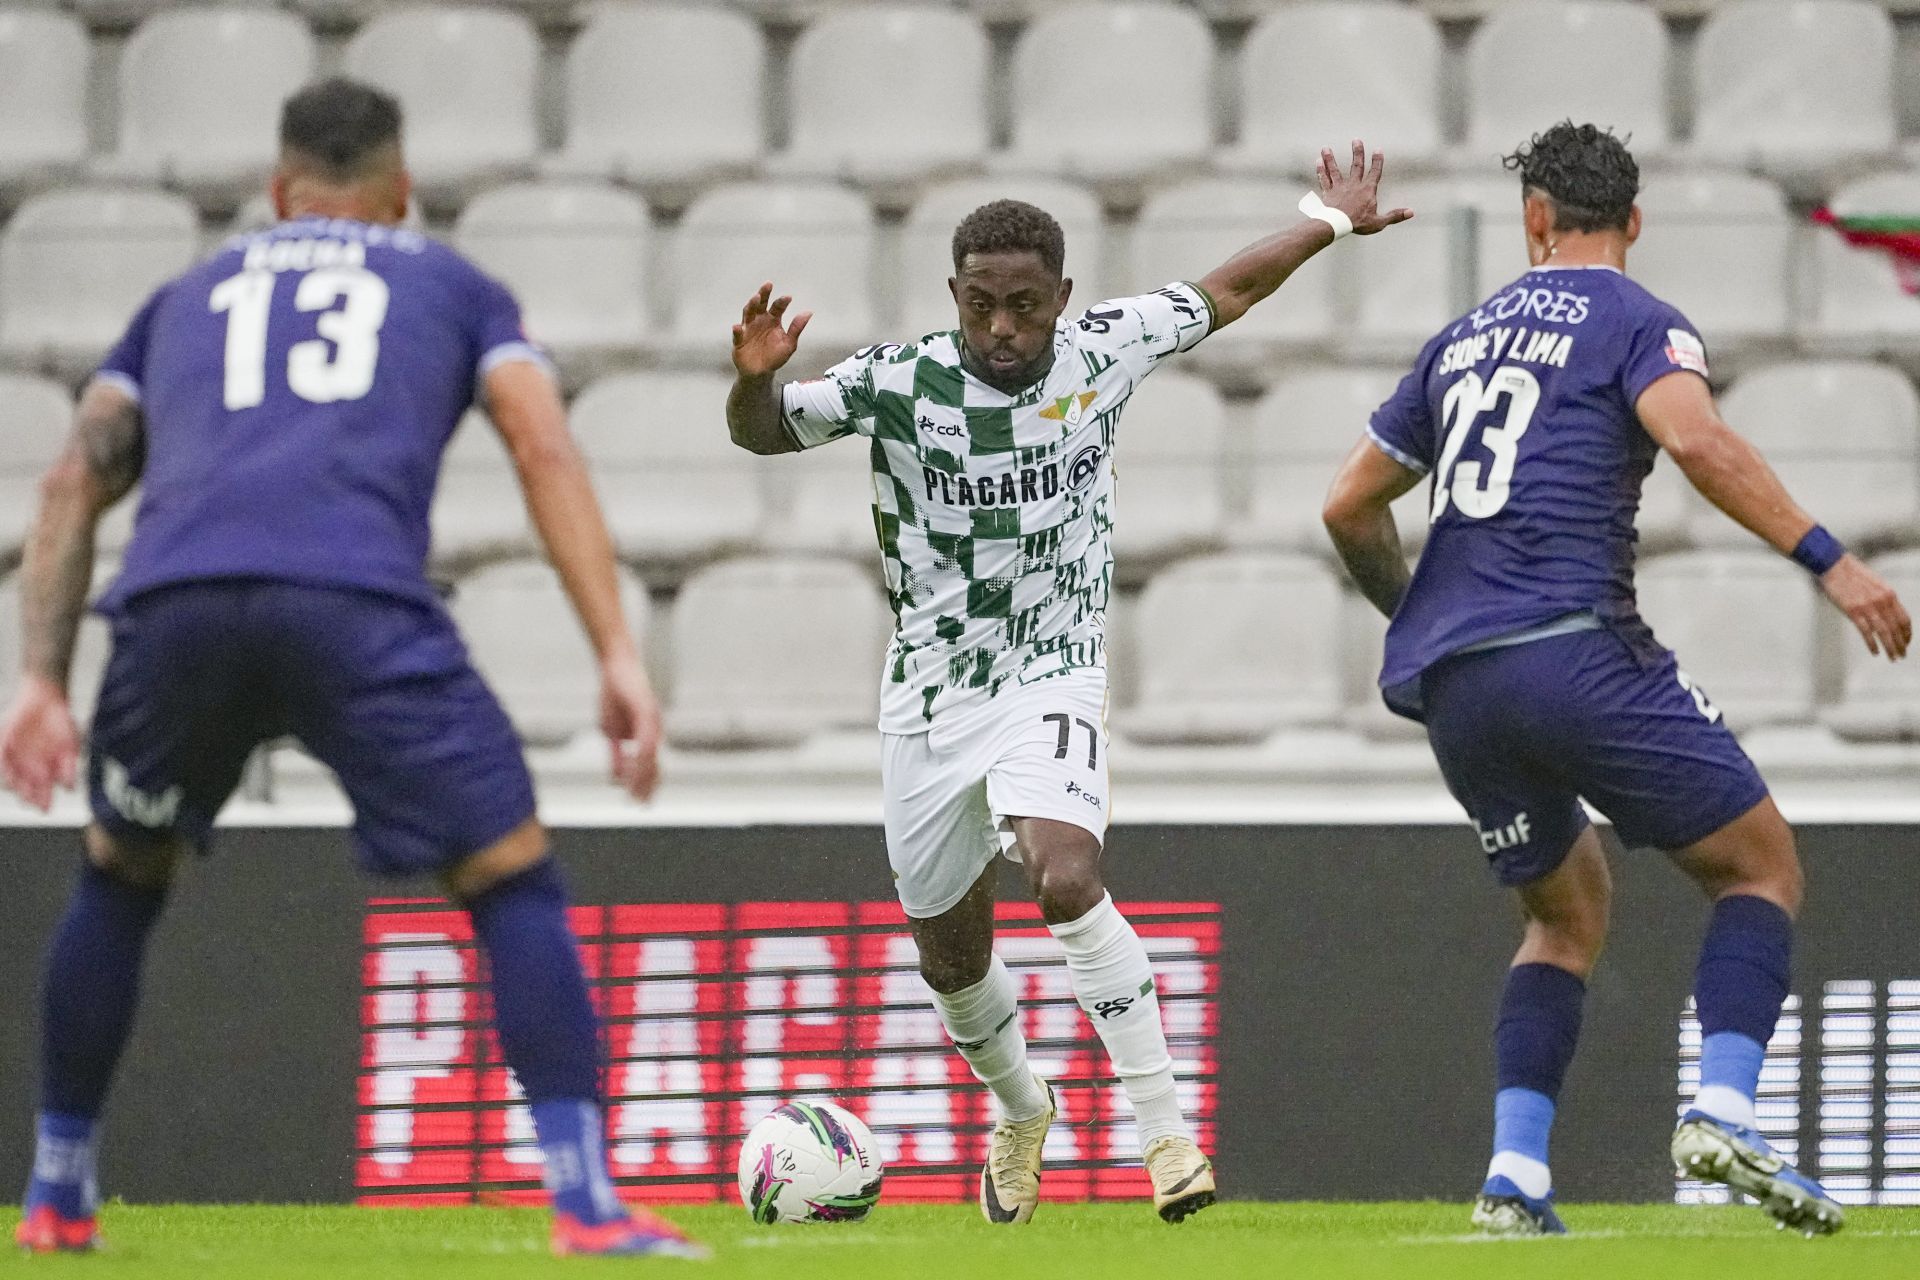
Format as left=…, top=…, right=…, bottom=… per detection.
left=1367, top=265, right=1710, bottom=717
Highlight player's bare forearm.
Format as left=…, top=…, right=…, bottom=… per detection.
left=726, top=373, right=797, bottom=456
left=1636, top=373, right=1813, bottom=555
left=1323, top=437, right=1424, bottom=617
left=1197, top=221, right=1336, bottom=330
left=19, top=383, right=144, bottom=689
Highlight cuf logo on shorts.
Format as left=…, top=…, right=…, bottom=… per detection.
left=1476, top=812, right=1532, bottom=855
left=102, top=757, right=182, bottom=829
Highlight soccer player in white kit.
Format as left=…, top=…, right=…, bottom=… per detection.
left=724, top=144, right=1410, bottom=1223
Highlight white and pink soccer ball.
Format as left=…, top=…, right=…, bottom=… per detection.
left=735, top=1100, right=884, bottom=1224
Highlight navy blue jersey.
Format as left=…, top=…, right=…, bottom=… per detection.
left=1369, top=266, right=1710, bottom=716
left=96, top=216, right=541, bottom=611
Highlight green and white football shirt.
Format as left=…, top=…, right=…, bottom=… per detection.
left=780, top=283, right=1215, bottom=733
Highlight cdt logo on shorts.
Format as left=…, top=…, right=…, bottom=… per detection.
left=1065, top=780, right=1103, bottom=810
left=1476, top=812, right=1532, bottom=855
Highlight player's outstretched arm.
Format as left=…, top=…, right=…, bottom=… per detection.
left=0, top=381, right=143, bottom=810
left=726, top=282, right=809, bottom=456
left=1323, top=437, right=1425, bottom=618
left=1638, top=372, right=1911, bottom=661
left=1197, top=140, right=1413, bottom=331
left=484, top=360, right=662, bottom=800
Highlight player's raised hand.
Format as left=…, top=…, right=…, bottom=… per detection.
left=1317, top=139, right=1414, bottom=236
left=1820, top=555, right=1912, bottom=661
left=599, top=648, right=663, bottom=802
left=0, top=674, right=80, bottom=812
left=731, top=282, right=811, bottom=378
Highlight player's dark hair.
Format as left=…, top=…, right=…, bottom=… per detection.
left=279, top=78, right=403, bottom=182
left=1503, top=121, right=1639, bottom=234
left=951, top=200, right=1066, bottom=278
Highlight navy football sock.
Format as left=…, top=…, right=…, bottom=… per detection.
left=1690, top=895, right=1792, bottom=1129
left=31, top=860, right=168, bottom=1217
left=1487, top=962, right=1586, bottom=1197
left=465, top=859, right=620, bottom=1224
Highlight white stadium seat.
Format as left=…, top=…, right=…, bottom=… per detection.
left=0, top=374, right=72, bottom=559
left=1630, top=172, right=1793, bottom=352
left=667, top=556, right=889, bottom=748
left=760, top=435, right=882, bottom=558
left=1225, top=3, right=1442, bottom=176
left=430, top=412, right=533, bottom=566
left=1463, top=1, right=1670, bottom=163
left=1345, top=178, right=1524, bottom=359
left=106, top=8, right=315, bottom=202
left=1117, top=553, right=1345, bottom=744
left=569, top=371, right=766, bottom=563
left=344, top=7, right=540, bottom=199
left=777, top=7, right=989, bottom=187
left=1704, top=361, right=1920, bottom=549
left=0, top=11, right=87, bottom=187
left=1824, top=550, right=1920, bottom=741
left=451, top=556, right=652, bottom=747
left=1110, top=371, right=1226, bottom=564
left=1635, top=453, right=1698, bottom=551
left=667, top=182, right=879, bottom=359
left=1128, top=180, right=1336, bottom=360
left=1241, top=367, right=1409, bottom=552
left=454, top=182, right=652, bottom=369
left=550, top=5, right=764, bottom=189
left=1635, top=550, right=1817, bottom=729
left=1692, top=0, right=1895, bottom=191
left=1807, top=174, right=1920, bottom=355
left=1004, top=3, right=1213, bottom=185
left=897, top=178, right=1109, bottom=340
left=0, top=188, right=200, bottom=378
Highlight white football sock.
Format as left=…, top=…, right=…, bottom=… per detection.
left=1487, top=1151, right=1553, bottom=1200
left=1050, top=893, right=1192, bottom=1149
left=1692, top=1084, right=1757, bottom=1129
left=930, top=954, right=1050, bottom=1123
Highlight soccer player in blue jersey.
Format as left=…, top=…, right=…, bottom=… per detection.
left=1323, top=123, right=1911, bottom=1237
left=0, top=80, right=702, bottom=1259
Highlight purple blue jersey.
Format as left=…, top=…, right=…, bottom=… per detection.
left=95, top=215, right=544, bottom=611
left=1368, top=266, right=1712, bottom=716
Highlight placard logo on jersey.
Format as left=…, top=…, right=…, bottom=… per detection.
left=1664, top=329, right=1708, bottom=376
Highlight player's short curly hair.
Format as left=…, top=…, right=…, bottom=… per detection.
left=280, top=78, right=403, bottom=181
left=951, top=200, right=1066, bottom=277
left=1503, top=121, right=1639, bottom=234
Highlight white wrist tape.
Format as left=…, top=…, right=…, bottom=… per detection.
left=1299, top=190, right=1353, bottom=240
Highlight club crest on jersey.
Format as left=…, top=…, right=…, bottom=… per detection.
left=1664, top=329, right=1708, bottom=376
left=1040, top=390, right=1097, bottom=426
left=1067, top=444, right=1104, bottom=492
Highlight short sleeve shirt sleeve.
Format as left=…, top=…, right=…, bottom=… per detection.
left=1621, top=302, right=1708, bottom=406
left=95, top=285, right=168, bottom=404
left=779, top=346, right=885, bottom=449
left=468, top=269, right=551, bottom=380
left=1080, top=283, right=1215, bottom=371
left=1367, top=342, right=1441, bottom=475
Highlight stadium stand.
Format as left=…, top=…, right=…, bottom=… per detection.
left=1825, top=549, right=1920, bottom=741
left=1109, top=371, right=1228, bottom=565
left=1808, top=173, right=1920, bottom=356
left=1241, top=366, right=1408, bottom=552
left=1631, top=171, right=1795, bottom=355
left=758, top=432, right=884, bottom=558
left=430, top=411, right=533, bottom=568
left=1344, top=177, right=1522, bottom=358
left=0, top=373, right=71, bottom=562
left=1637, top=549, right=1820, bottom=729
left=0, top=9, right=86, bottom=189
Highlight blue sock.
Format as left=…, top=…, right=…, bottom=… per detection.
left=1486, top=962, right=1586, bottom=1197
left=28, top=861, right=168, bottom=1216
left=465, top=859, right=619, bottom=1224
left=1690, top=895, right=1792, bottom=1129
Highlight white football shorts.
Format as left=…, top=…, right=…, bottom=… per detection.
left=881, top=668, right=1111, bottom=919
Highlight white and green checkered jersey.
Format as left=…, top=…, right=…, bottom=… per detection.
left=780, top=283, right=1215, bottom=734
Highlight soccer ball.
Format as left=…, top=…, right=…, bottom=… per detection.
left=736, top=1100, right=884, bottom=1224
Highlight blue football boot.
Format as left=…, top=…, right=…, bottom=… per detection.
left=1471, top=1174, right=1568, bottom=1236
left=1672, top=1110, right=1845, bottom=1237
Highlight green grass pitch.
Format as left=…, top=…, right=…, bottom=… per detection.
left=7, top=1202, right=1920, bottom=1278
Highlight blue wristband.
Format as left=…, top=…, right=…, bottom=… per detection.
left=1791, top=524, right=1846, bottom=576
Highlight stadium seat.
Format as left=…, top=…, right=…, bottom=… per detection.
left=1241, top=367, right=1409, bottom=552
left=569, top=371, right=766, bottom=563
left=759, top=435, right=882, bottom=558
left=1704, top=361, right=1920, bottom=550
left=1345, top=177, right=1525, bottom=360
left=1636, top=452, right=1699, bottom=551
left=666, top=182, right=879, bottom=360
left=549, top=5, right=764, bottom=190
left=0, top=374, right=72, bottom=561
left=1635, top=549, right=1818, bottom=729
left=1117, top=553, right=1345, bottom=744
left=103, top=8, right=315, bottom=203
left=897, top=178, right=1109, bottom=339
left=454, top=182, right=652, bottom=371
left=0, top=188, right=201, bottom=378
left=0, top=11, right=87, bottom=187
left=1630, top=171, right=1792, bottom=352
left=1692, top=0, right=1895, bottom=192
left=430, top=412, right=533, bottom=566
left=1463, top=1, right=1670, bottom=164
left=1824, top=550, right=1920, bottom=741
left=1222, top=3, right=1443, bottom=176
left=1128, top=180, right=1336, bottom=361
left=343, top=7, right=540, bottom=200
left=667, top=556, right=889, bottom=748
left=1110, top=372, right=1227, bottom=564
left=775, top=7, right=989, bottom=188
left=1806, top=174, right=1920, bottom=355
left=1003, top=4, right=1213, bottom=186
left=450, top=556, right=652, bottom=747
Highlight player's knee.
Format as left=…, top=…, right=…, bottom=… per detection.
left=1029, top=858, right=1104, bottom=925
left=85, top=826, right=182, bottom=891
left=918, top=946, right=991, bottom=994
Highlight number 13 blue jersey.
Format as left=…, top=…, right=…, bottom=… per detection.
left=1367, top=265, right=1710, bottom=717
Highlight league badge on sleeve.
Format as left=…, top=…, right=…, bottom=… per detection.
left=1663, top=329, right=1708, bottom=376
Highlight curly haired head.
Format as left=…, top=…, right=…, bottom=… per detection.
left=951, top=200, right=1066, bottom=277
left=1503, top=122, right=1639, bottom=234
left=280, top=77, right=403, bottom=181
